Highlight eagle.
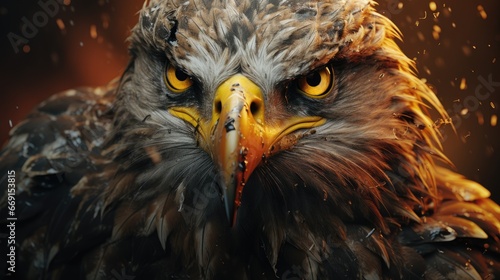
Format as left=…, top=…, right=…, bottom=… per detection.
left=1, top=0, right=499, bottom=279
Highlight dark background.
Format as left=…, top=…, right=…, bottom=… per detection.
left=1, top=1, right=499, bottom=199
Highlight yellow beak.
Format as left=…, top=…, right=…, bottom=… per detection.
left=169, top=75, right=325, bottom=226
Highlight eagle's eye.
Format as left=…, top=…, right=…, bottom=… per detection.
left=297, top=66, right=334, bottom=98
left=164, top=64, right=193, bottom=92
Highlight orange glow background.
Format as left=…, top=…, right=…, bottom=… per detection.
left=1, top=1, right=499, bottom=199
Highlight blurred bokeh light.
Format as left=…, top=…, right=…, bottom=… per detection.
left=1, top=0, right=499, bottom=199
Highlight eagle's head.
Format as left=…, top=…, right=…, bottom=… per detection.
left=102, top=0, right=447, bottom=274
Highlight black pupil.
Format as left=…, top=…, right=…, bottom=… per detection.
left=306, top=72, right=321, bottom=87
left=175, top=69, right=189, bottom=81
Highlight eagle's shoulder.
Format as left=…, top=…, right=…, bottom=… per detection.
left=1, top=84, right=115, bottom=196
left=397, top=166, right=500, bottom=279
left=0, top=84, right=116, bottom=278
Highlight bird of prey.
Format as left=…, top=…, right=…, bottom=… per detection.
left=1, top=0, right=500, bottom=279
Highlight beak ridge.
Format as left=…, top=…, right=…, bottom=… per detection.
left=212, top=75, right=264, bottom=226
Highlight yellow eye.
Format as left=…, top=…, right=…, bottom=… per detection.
left=297, top=66, right=333, bottom=98
left=164, top=64, right=193, bottom=92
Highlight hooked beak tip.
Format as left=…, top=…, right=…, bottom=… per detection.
left=222, top=180, right=236, bottom=227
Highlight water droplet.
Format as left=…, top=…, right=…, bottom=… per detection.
left=224, top=117, right=236, bottom=132
left=238, top=160, right=246, bottom=171
left=462, top=46, right=472, bottom=56
left=101, top=13, right=110, bottom=29
left=365, top=228, right=376, bottom=238
left=178, top=192, right=184, bottom=212
left=419, top=11, right=427, bottom=20
left=429, top=2, right=437, bottom=12
left=417, top=31, right=425, bottom=41
left=56, top=19, right=65, bottom=31
left=90, top=24, right=98, bottom=39
left=491, top=115, right=497, bottom=127
left=477, top=5, right=487, bottom=19
left=460, top=78, right=467, bottom=90
left=477, top=112, right=484, bottom=125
